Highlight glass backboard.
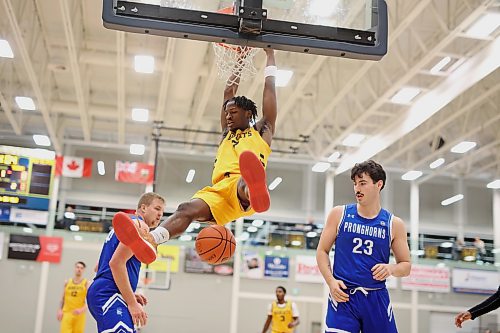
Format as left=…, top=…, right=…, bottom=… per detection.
left=103, top=0, right=387, bottom=60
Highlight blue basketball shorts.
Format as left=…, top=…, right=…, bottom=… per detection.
left=325, top=287, right=397, bottom=333
left=87, top=279, right=136, bottom=333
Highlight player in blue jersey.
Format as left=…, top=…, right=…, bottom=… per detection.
left=87, top=192, right=165, bottom=332
left=316, top=160, right=411, bottom=333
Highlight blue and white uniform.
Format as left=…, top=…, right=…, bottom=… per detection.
left=87, top=216, right=141, bottom=333
left=325, top=204, right=397, bottom=333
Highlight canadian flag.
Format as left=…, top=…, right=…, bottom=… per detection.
left=55, top=156, right=92, bottom=178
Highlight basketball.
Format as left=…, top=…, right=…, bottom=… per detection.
left=195, top=225, right=236, bottom=265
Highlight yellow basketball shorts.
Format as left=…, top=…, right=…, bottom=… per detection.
left=60, top=312, right=86, bottom=333
left=192, top=175, right=255, bottom=225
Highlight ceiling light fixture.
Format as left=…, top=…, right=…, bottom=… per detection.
left=450, top=141, right=476, bottom=153
left=465, top=12, right=500, bottom=38
left=131, top=108, right=149, bottom=122
left=486, top=179, right=500, bottom=189
left=0, top=39, right=14, bottom=58
left=269, top=177, right=282, bottom=190
left=327, top=151, right=341, bottom=162
left=15, top=96, right=36, bottom=110
left=134, top=55, right=155, bottom=73
left=129, top=144, right=145, bottom=155
left=401, top=170, right=423, bottom=181
left=342, top=133, right=365, bottom=147
left=312, top=162, right=331, bottom=173
left=276, top=70, right=294, bottom=87
left=441, top=194, right=464, bottom=206
left=430, top=57, right=451, bottom=74
left=429, top=158, right=445, bottom=169
left=390, top=87, right=421, bottom=104
left=186, top=169, right=195, bottom=183
left=33, top=134, right=51, bottom=146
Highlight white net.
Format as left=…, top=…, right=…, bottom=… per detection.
left=212, top=43, right=260, bottom=85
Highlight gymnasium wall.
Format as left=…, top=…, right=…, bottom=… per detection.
left=0, top=236, right=497, bottom=333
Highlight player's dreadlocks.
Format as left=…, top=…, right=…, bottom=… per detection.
left=224, top=96, right=258, bottom=122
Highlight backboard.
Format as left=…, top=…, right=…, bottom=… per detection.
left=102, top=0, right=388, bottom=60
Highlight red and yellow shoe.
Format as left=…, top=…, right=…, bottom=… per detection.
left=112, top=212, right=157, bottom=264
left=239, top=150, right=270, bottom=213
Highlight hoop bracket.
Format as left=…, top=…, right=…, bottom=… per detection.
left=236, top=0, right=265, bottom=35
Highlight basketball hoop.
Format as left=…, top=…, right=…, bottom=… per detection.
left=212, top=6, right=259, bottom=85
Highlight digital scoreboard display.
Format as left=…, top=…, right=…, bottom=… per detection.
left=0, top=146, right=55, bottom=215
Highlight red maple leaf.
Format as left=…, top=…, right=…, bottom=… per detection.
left=66, top=160, right=80, bottom=170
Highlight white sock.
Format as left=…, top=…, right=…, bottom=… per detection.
left=151, top=226, right=170, bottom=244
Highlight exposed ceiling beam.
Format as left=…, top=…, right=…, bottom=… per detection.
left=276, top=0, right=368, bottom=126
left=2, top=0, right=61, bottom=152
left=117, top=31, right=126, bottom=144
left=383, top=84, right=500, bottom=164
left=0, top=90, right=21, bottom=134
left=406, top=106, right=500, bottom=171
left=336, top=36, right=500, bottom=174
left=155, top=38, right=176, bottom=122
left=417, top=139, right=500, bottom=184
left=188, top=58, right=218, bottom=144
left=59, top=0, right=91, bottom=141
left=321, top=1, right=491, bottom=160
left=299, top=0, right=433, bottom=155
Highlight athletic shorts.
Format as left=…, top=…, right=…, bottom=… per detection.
left=192, top=175, right=255, bottom=225
left=325, top=288, right=397, bottom=333
left=87, top=279, right=136, bottom=333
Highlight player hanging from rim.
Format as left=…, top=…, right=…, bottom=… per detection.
left=112, top=48, right=277, bottom=264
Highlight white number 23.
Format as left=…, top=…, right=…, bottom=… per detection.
left=352, top=238, right=373, bottom=255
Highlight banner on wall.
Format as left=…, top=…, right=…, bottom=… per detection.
left=115, top=161, right=154, bottom=184
left=264, top=255, right=289, bottom=278
left=295, top=255, right=323, bottom=283
left=241, top=251, right=264, bottom=279
left=143, top=245, right=180, bottom=272
left=452, top=268, right=499, bottom=295
left=184, top=248, right=233, bottom=276
left=401, top=264, right=450, bottom=293
left=8, top=234, right=62, bottom=263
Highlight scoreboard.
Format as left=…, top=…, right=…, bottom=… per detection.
left=0, top=146, right=55, bottom=217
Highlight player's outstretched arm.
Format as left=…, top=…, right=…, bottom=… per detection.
left=109, top=244, right=148, bottom=327
left=220, top=55, right=244, bottom=131
left=257, top=49, right=277, bottom=141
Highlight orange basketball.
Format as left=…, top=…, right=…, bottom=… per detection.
left=195, top=225, right=236, bottom=265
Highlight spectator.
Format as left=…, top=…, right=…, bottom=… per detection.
left=473, top=237, right=486, bottom=260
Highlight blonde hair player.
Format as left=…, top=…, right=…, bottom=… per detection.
left=57, top=261, right=89, bottom=333
left=86, top=192, right=165, bottom=332
left=112, top=48, right=277, bottom=264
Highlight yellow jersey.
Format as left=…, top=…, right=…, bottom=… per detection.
left=62, top=278, right=87, bottom=312
left=271, top=301, right=294, bottom=333
left=212, top=126, right=271, bottom=184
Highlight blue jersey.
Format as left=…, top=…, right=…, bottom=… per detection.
left=87, top=216, right=143, bottom=332
left=333, top=204, right=393, bottom=289
left=94, top=228, right=141, bottom=292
